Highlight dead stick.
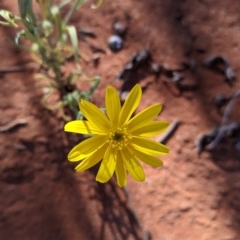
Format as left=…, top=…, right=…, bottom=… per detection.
left=208, top=122, right=239, bottom=150
left=0, top=119, right=27, bottom=132
left=221, top=90, right=240, bottom=126
left=158, top=120, right=180, bottom=144
left=208, top=90, right=240, bottom=149
left=0, top=64, right=37, bottom=73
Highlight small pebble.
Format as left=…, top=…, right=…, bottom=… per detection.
left=108, top=35, right=123, bottom=52
left=120, top=91, right=129, bottom=101
left=113, top=22, right=127, bottom=36
left=92, top=53, right=101, bottom=66
left=180, top=201, right=192, bottom=212
left=151, top=63, right=161, bottom=73
left=13, top=143, right=27, bottom=150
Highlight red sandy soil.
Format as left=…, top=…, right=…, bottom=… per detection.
left=1, top=0, right=240, bottom=240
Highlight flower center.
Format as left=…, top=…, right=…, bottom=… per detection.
left=107, top=127, right=132, bottom=150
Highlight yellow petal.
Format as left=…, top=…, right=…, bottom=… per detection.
left=80, top=100, right=111, bottom=132
left=121, top=148, right=145, bottom=182
left=64, top=120, right=105, bottom=135
left=129, top=145, right=163, bottom=167
left=105, top=86, right=121, bottom=125
left=75, top=145, right=107, bottom=172
left=127, top=104, right=162, bottom=132
left=68, top=153, right=90, bottom=162
left=119, top=84, right=142, bottom=126
left=115, top=151, right=127, bottom=187
left=68, top=135, right=105, bottom=160
left=131, top=121, right=169, bottom=137
left=96, top=147, right=117, bottom=183
left=131, top=136, right=169, bottom=156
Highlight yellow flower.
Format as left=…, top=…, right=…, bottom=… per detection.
left=64, top=84, right=169, bottom=187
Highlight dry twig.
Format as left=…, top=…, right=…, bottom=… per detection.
left=0, top=119, right=27, bottom=132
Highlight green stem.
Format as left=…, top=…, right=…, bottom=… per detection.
left=63, top=0, right=86, bottom=25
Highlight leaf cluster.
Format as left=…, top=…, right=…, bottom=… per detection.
left=0, top=0, right=102, bottom=120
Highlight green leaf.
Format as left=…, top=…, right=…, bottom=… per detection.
left=89, top=76, right=100, bottom=96
left=18, top=0, right=36, bottom=26
left=63, top=0, right=86, bottom=25
left=51, top=6, right=63, bottom=38
left=57, top=0, right=72, bottom=9
left=76, top=111, right=84, bottom=120
left=0, top=10, right=18, bottom=28
left=66, top=25, right=80, bottom=67
left=18, top=0, right=29, bottom=19
left=76, top=0, right=87, bottom=8
left=91, top=0, right=103, bottom=9
left=12, top=30, right=34, bottom=52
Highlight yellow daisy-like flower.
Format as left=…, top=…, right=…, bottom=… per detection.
left=64, top=84, right=169, bottom=187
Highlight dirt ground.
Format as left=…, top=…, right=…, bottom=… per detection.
left=1, top=0, right=240, bottom=240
